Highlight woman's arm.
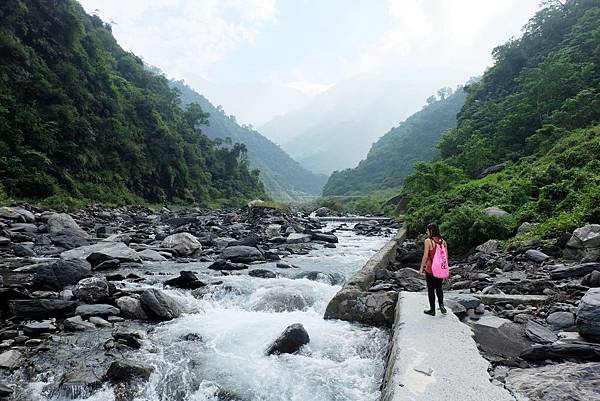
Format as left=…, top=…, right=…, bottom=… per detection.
left=419, top=239, right=430, bottom=274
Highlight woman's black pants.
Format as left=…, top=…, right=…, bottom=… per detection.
left=425, top=272, right=444, bottom=310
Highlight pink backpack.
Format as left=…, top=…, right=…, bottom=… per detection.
left=431, top=239, right=449, bottom=279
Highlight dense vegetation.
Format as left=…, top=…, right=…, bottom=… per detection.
left=0, top=0, right=264, bottom=207
left=404, top=0, right=600, bottom=251
left=170, top=80, right=327, bottom=202
left=323, top=88, right=466, bottom=195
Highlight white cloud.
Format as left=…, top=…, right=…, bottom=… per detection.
left=78, top=0, right=277, bottom=80
left=276, top=80, right=331, bottom=96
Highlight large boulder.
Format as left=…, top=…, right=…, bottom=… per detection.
left=506, top=362, right=600, bottom=401
left=265, top=323, right=310, bottom=355
left=137, top=249, right=167, bottom=262
left=164, top=271, right=205, bottom=289
left=564, top=224, right=600, bottom=261
left=9, top=299, right=77, bottom=319
left=140, top=289, right=183, bottom=321
left=546, top=311, right=575, bottom=330
left=61, top=242, right=142, bottom=264
left=525, top=249, right=550, bottom=263
left=471, top=316, right=532, bottom=361
left=524, top=320, right=558, bottom=344
left=286, top=233, right=312, bottom=244
left=116, top=296, right=149, bottom=320
left=75, top=304, right=120, bottom=318
left=520, top=343, right=600, bottom=362
left=0, top=350, right=22, bottom=370
left=219, top=246, right=264, bottom=263
left=576, top=287, right=600, bottom=341
left=160, top=233, right=201, bottom=256
left=324, top=289, right=397, bottom=328
left=73, top=277, right=110, bottom=303
left=106, top=360, right=153, bottom=382
left=0, top=207, right=35, bottom=222
left=30, top=259, right=92, bottom=291
left=309, top=232, right=338, bottom=243
left=475, top=239, right=500, bottom=254
left=47, top=213, right=89, bottom=238
left=582, top=270, right=600, bottom=287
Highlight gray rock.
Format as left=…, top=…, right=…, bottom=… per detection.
left=546, top=311, right=575, bottom=330
left=475, top=239, right=500, bottom=254
left=14, top=243, right=35, bottom=257
left=445, top=293, right=481, bottom=309
left=506, top=362, right=600, bottom=401
left=520, top=342, right=600, bottom=362
left=89, top=317, right=111, bottom=327
left=74, top=277, right=110, bottom=303
left=207, top=260, right=248, bottom=271
left=477, top=163, right=505, bottom=179
left=64, top=316, right=96, bottom=331
left=9, top=299, right=77, bottom=319
left=140, top=289, right=183, bottom=321
left=310, top=232, right=338, bottom=243
left=576, top=287, right=600, bottom=341
left=471, top=316, right=532, bottom=361
left=517, top=222, right=537, bottom=235
left=324, top=289, right=397, bottom=327
left=265, top=224, right=282, bottom=238
left=75, top=304, right=120, bottom=318
left=566, top=224, right=600, bottom=249
left=59, top=369, right=103, bottom=398
left=47, top=213, right=89, bottom=238
left=582, top=270, right=600, bottom=287
left=0, top=350, right=22, bottom=370
left=160, top=232, right=201, bottom=256
left=220, top=246, right=264, bottom=263
left=31, top=258, right=92, bottom=291
left=22, top=320, right=57, bottom=335
left=445, top=300, right=467, bottom=318
left=265, top=323, right=310, bottom=355
left=314, top=207, right=334, bottom=217
left=137, top=249, right=167, bottom=262
left=251, top=288, right=315, bottom=312
left=164, top=271, right=205, bottom=289
left=550, top=262, right=600, bottom=279
left=248, top=269, right=276, bottom=279
left=524, top=320, right=558, bottom=344
left=276, top=261, right=298, bottom=269
left=286, top=233, right=312, bottom=244
left=484, top=207, right=509, bottom=218
left=0, top=207, right=35, bottom=222
left=61, top=242, right=141, bottom=263
left=106, top=360, right=153, bottom=382
left=525, top=249, right=550, bottom=263
left=116, top=296, right=149, bottom=320
left=294, top=271, right=344, bottom=285
left=92, top=258, right=120, bottom=270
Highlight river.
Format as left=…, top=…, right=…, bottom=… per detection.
left=19, top=223, right=393, bottom=401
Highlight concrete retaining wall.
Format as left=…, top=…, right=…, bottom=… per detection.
left=323, top=227, right=407, bottom=327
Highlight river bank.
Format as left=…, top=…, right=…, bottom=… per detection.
left=0, top=204, right=399, bottom=400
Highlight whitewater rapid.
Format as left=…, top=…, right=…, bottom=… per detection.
left=23, top=224, right=393, bottom=401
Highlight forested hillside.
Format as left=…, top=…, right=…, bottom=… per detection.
left=170, top=80, right=327, bottom=202
left=403, top=0, right=600, bottom=251
left=323, top=88, right=466, bottom=195
left=0, top=0, right=264, bottom=206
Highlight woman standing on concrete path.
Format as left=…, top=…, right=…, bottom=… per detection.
left=419, top=223, right=447, bottom=316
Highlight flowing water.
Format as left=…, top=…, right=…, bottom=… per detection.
left=19, top=224, right=393, bottom=401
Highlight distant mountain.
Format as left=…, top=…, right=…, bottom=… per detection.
left=170, top=80, right=327, bottom=202
left=259, top=69, right=468, bottom=174
left=323, top=88, right=467, bottom=195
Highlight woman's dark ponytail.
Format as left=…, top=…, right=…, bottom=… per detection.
left=427, top=223, right=443, bottom=240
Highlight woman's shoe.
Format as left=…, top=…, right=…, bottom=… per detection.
left=423, top=309, right=435, bottom=316
left=440, top=305, right=447, bottom=314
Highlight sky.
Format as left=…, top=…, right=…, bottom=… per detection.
left=79, top=0, right=541, bottom=126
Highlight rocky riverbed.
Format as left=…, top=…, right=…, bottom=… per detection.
left=0, top=204, right=399, bottom=400
left=373, top=224, right=600, bottom=401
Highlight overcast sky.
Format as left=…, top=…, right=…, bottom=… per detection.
left=79, top=0, right=541, bottom=125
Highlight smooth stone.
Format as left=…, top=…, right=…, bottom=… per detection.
left=64, top=316, right=96, bottom=331
left=106, top=360, right=153, bottom=382
left=61, top=242, right=141, bottom=263
left=140, top=288, right=183, bottom=321
left=47, top=213, right=89, bottom=238
left=219, top=246, right=264, bottom=263
left=137, top=249, right=167, bottom=262
left=525, top=249, right=550, bottom=263
left=248, top=269, right=276, bottom=279
left=160, top=232, right=201, bottom=256
left=576, top=287, right=600, bottom=341
left=546, top=311, right=575, bottom=330
left=520, top=342, right=600, bottom=362
left=75, top=304, right=120, bottom=318
left=285, top=233, right=312, bottom=244
left=524, top=320, right=558, bottom=344
left=22, top=320, right=57, bottom=335
left=9, top=299, right=77, bottom=319
left=164, top=271, right=205, bottom=289
left=116, top=297, right=149, bottom=320
left=265, top=323, right=310, bottom=355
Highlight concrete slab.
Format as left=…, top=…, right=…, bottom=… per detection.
left=382, top=292, right=517, bottom=401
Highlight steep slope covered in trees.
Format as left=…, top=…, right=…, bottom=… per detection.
left=0, top=0, right=264, bottom=206
left=170, top=81, right=327, bottom=202
left=323, top=88, right=466, bottom=195
left=403, top=0, right=600, bottom=250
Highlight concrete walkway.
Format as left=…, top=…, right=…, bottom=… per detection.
left=381, top=292, right=517, bottom=401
